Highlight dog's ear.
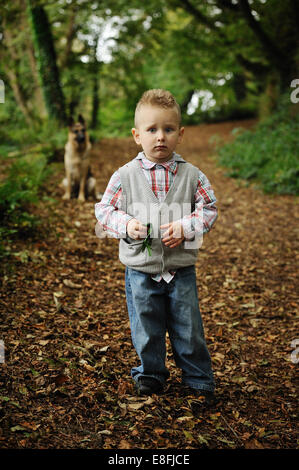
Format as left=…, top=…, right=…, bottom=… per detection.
left=78, top=114, right=85, bottom=125
left=68, top=116, right=74, bottom=128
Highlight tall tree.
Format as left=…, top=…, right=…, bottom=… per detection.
left=0, top=2, right=34, bottom=124
left=90, top=40, right=101, bottom=129
left=173, top=0, right=298, bottom=92
left=26, top=0, right=66, bottom=122
left=1, top=29, right=33, bottom=125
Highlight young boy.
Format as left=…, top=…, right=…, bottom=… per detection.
left=95, top=89, right=217, bottom=404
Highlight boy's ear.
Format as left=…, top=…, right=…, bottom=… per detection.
left=178, top=126, right=184, bottom=144
left=132, top=128, right=141, bottom=145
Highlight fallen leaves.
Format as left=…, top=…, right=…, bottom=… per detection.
left=118, top=396, right=155, bottom=413
left=98, top=430, right=112, bottom=436
left=62, top=279, right=82, bottom=289
left=118, top=439, right=131, bottom=449
left=53, top=374, right=69, bottom=386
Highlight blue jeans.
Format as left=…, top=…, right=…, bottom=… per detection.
left=125, top=265, right=215, bottom=392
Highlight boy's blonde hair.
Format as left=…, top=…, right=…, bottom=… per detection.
left=135, top=89, right=181, bottom=126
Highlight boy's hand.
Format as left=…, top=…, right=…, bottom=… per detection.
left=127, top=218, right=147, bottom=240
left=161, top=221, right=185, bottom=248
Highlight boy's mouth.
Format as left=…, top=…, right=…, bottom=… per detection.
left=155, top=145, right=167, bottom=150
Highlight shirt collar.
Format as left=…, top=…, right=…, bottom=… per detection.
left=135, top=151, right=185, bottom=174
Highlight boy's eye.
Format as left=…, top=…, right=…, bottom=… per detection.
left=148, top=128, right=156, bottom=133
left=165, top=128, right=173, bottom=133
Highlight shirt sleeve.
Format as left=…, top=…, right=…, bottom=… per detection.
left=180, top=169, right=217, bottom=239
left=94, top=170, right=134, bottom=238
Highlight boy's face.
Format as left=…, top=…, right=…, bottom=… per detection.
left=132, top=105, right=184, bottom=163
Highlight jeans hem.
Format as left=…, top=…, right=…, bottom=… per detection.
left=132, top=372, right=166, bottom=387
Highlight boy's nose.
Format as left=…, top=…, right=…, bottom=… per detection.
left=157, top=131, right=165, bottom=141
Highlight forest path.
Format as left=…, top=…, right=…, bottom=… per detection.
left=1, top=119, right=297, bottom=449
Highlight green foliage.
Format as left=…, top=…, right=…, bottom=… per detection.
left=0, top=150, right=51, bottom=257
left=98, top=96, right=134, bottom=137
left=0, top=118, right=67, bottom=153
left=217, top=96, right=299, bottom=195
left=2, top=0, right=298, bottom=133
left=0, top=0, right=298, bottom=202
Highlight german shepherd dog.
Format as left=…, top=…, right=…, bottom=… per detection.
left=62, top=114, right=97, bottom=202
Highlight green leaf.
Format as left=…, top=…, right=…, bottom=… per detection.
left=10, top=425, right=26, bottom=432
left=183, top=430, right=193, bottom=441
left=198, top=434, right=209, bottom=445
left=141, top=223, right=153, bottom=256
left=0, top=396, right=10, bottom=402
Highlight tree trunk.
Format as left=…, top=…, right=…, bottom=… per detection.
left=26, top=0, right=66, bottom=123
left=180, top=89, right=195, bottom=116
left=232, top=73, right=247, bottom=102
left=59, top=7, right=77, bottom=69
left=26, top=41, right=47, bottom=118
left=3, top=66, right=33, bottom=125
left=238, top=0, right=294, bottom=90
left=90, top=41, right=101, bottom=130
left=258, top=72, right=280, bottom=119
left=2, top=26, right=33, bottom=125
left=91, top=74, right=100, bottom=129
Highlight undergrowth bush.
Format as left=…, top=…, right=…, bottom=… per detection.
left=217, top=96, right=299, bottom=195
left=0, top=151, right=51, bottom=257
left=0, top=120, right=67, bottom=157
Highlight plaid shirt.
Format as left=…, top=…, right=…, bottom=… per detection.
left=95, top=152, right=217, bottom=282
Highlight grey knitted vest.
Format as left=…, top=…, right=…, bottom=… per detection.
left=118, top=155, right=200, bottom=273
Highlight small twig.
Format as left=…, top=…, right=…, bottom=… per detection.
left=221, top=415, right=243, bottom=445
